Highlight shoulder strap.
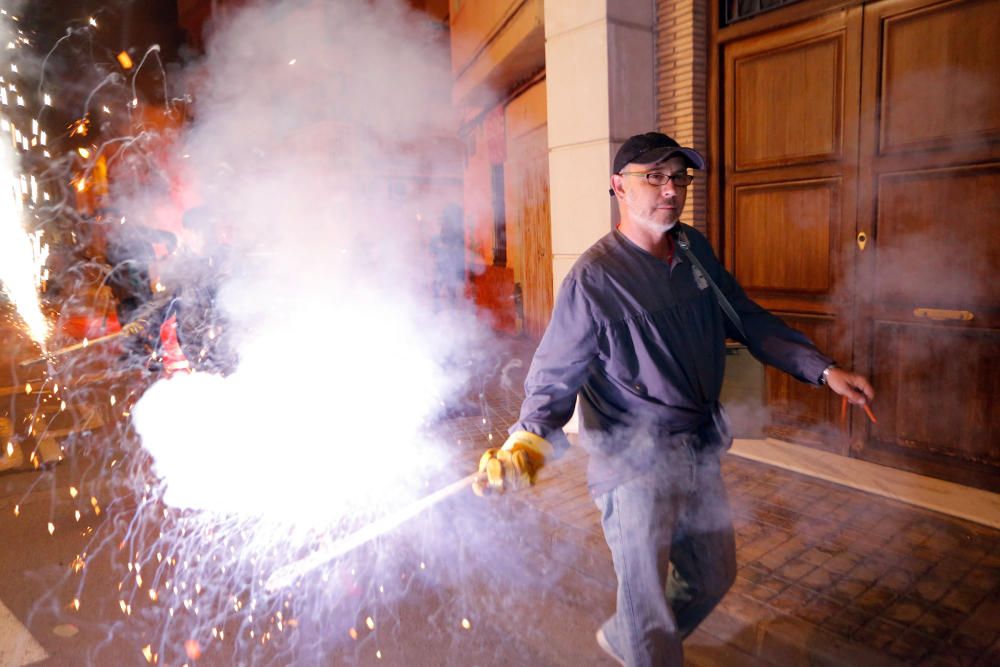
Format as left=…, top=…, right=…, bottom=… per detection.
left=675, top=229, right=747, bottom=341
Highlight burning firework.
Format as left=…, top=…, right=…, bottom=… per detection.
left=4, top=1, right=506, bottom=664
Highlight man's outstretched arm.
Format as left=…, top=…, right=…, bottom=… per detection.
left=474, top=276, right=599, bottom=494
left=686, top=227, right=874, bottom=402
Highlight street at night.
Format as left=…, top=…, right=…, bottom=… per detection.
left=1, top=0, right=998, bottom=665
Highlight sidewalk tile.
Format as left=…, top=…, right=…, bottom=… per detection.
left=915, top=575, right=953, bottom=603
left=829, top=576, right=871, bottom=604
left=887, top=629, right=937, bottom=662
left=940, top=586, right=987, bottom=615
left=856, top=617, right=905, bottom=652
left=914, top=606, right=965, bottom=639
left=883, top=595, right=927, bottom=624
left=768, top=585, right=814, bottom=613
left=856, top=585, right=898, bottom=614
left=794, top=595, right=843, bottom=625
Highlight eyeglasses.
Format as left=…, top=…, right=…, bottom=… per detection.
left=620, top=171, right=694, bottom=187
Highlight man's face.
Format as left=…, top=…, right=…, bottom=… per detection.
left=614, top=156, right=689, bottom=234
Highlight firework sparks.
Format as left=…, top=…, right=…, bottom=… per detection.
left=0, top=140, right=49, bottom=346
left=0, top=7, right=99, bottom=358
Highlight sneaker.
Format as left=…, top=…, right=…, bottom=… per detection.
left=596, top=621, right=626, bottom=666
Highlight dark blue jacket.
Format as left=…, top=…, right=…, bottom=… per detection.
left=511, top=224, right=832, bottom=492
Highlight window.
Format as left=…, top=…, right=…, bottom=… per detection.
left=723, top=0, right=805, bottom=25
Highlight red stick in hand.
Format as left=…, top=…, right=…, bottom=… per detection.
left=862, top=403, right=877, bottom=424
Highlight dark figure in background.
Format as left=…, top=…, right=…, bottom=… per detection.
left=165, top=206, right=238, bottom=375
left=105, top=240, right=154, bottom=324
left=429, top=204, right=467, bottom=308
left=474, top=133, right=874, bottom=666
left=428, top=204, right=482, bottom=417
left=104, top=222, right=177, bottom=365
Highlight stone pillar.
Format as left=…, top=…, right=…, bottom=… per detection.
left=656, top=0, right=708, bottom=233
left=544, top=0, right=656, bottom=291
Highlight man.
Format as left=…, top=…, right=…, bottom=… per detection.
left=474, top=132, right=873, bottom=666
left=166, top=206, right=237, bottom=375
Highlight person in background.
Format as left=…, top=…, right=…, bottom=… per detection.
left=103, top=214, right=177, bottom=365
left=165, top=206, right=237, bottom=375
left=430, top=203, right=467, bottom=308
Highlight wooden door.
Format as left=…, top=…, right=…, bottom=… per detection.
left=723, top=10, right=863, bottom=452
left=505, top=125, right=553, bottom=339
left=853, top=0, right=1000, bottom=490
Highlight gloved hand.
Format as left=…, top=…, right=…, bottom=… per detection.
left=472, top=430, right=554, bottom=496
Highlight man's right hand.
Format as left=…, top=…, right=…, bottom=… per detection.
left=472, top=430, right=554, bottom=496
left=825, top=367, right=875, bottom=405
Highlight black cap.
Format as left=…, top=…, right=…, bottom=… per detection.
left=612, top=132, right=705, bottom=174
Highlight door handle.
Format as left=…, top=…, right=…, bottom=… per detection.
left=913, top=308, right=974, bottom=321
left=857, top=231, right=868, bottom=251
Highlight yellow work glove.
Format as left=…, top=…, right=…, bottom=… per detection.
left=472, top=430, right=554, bottom=496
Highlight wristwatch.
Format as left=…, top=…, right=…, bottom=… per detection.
left=819, top=364, right=836, bottom=386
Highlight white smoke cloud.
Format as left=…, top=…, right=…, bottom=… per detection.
left=130, top=0, right=480, bottom=523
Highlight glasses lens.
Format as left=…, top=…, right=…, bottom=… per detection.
left=644, top=172, right=693, bottom=187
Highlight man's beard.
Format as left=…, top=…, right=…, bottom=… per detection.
left=625, top=195, right=677, bottom=235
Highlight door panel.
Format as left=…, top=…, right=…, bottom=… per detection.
left=764, top=313, right=842, bottom=453
left=519, top=144, right=553, bottom=338
left=855, top=0, right=1000, bottom=490
left=877, top=0, right=1000, bottom=153
left=875, top=164, right=1000, bottom=309
left=871, top=321, right=999, bottom=464
left=724, top=10, right=862, bottom=450
left=734, top=35, right=845, bottom=169
left=505, top=124, right=553, bottom=339
left=733, top=178, right=839, bottom=293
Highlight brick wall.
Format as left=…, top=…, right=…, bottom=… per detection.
left=655, top=0, right=709, bottom=235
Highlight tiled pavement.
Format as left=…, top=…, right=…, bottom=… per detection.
left=440, top=340, right=1000, bottom=666
left=4, top=326, right=999, bottom=665
left=725, top=459, right=1000, bottom=666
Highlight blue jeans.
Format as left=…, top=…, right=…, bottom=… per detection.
left=594, top=436, right=736, bottom=666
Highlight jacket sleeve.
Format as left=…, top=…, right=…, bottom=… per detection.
left=510, top=274, right=599, bottom=454
left=690, top=230, right=833, bottom=385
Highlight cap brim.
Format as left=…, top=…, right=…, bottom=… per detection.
left=633, top=146, right=705, bottom=170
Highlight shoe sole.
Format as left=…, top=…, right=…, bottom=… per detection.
left=596, top=628, right=626, bottom=666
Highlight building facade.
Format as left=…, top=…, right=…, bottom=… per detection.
left=452, top=0, right=1000, bottom=491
